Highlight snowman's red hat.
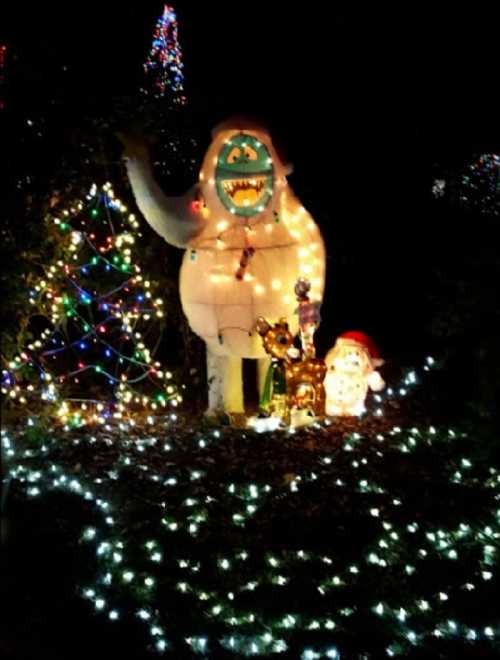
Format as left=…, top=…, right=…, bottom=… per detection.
left=338, top=331, right=381, bottom=361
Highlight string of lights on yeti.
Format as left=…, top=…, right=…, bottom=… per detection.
left=3, top=422, right=498, bottom=658
left=195, top=133, right=323, bottom=307
left=1, top=183, right=182, bottom=427
left=193, top=206, right=323, bottom=298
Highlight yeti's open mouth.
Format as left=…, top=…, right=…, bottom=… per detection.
left=221, top=176, right=267, bottom=207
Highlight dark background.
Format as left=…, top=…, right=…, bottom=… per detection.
left=2, top=2, right=499, bottom=393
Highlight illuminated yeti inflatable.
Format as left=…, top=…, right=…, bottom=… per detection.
left=123, top=118, right=325, bottom=415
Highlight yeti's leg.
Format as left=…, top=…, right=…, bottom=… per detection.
left=206, top=347, right=225, bottom=414
left=257, top=357, right=272, bottom=400
left=206, top=349, right=244, bottom=415
left=223, top=356, right=244, bottom=414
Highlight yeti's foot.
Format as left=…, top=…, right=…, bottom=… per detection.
left=204, top=407, right=221, bottom=419
left=204, top=408, right=233, bottom=426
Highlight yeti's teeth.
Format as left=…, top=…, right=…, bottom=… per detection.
left=222, top=177, right=265, bottom=199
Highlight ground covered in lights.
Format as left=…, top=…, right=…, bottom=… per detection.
left=2, top=413, right=499, bottom=659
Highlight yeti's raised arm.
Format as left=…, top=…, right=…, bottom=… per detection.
left=123, top=138, right=203, bottom=249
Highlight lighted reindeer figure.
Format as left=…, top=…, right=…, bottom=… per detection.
left=256, top=317, right=326, bottom=421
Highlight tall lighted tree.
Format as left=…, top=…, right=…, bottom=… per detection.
left=142, top=4, right=186, bottom=105
left=2, top=183, right=182, bottom=427
left=459, top=153, right=500, bottom=217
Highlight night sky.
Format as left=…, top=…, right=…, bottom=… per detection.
left=6, top=4, right=497, bottom=143
left=3, top=2, right=499, bottom=356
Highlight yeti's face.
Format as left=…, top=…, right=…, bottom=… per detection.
left=215, top=133, right=274, bottom=217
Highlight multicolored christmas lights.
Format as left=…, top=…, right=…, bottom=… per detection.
left=460, top=153, right=499, bottom=217
left=143, top=4, right=186, bottom=104
left=1, top=183, right=182, bottom=427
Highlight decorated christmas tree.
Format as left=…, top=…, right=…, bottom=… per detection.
left=2, top=183, right=182, bottom=427
left=459, top=153, right=499, bottom=217
left=138, top=4, right=197, bottom=188
left=142, top=4, right=186, bottom=105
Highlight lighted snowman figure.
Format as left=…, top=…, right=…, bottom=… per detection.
left=324, top=331, right=385, bottom=416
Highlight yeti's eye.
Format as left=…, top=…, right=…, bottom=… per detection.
left=244, top=146, right=258, bottom=161
left=227, top=147, right=241, bottom=163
